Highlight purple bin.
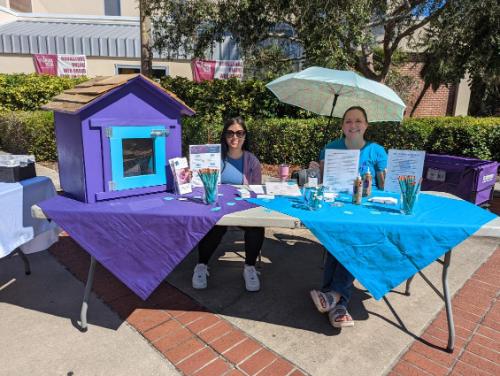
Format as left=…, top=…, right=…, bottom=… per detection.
left=421, top=154, right=499, bottom=205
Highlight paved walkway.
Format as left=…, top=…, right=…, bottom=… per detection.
left=389, top=197, right=500, bottom=376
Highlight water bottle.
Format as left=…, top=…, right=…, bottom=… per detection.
left=307, top=168, right=318, bottom=188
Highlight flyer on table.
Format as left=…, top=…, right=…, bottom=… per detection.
left=323, top=149, right=360, bottom=193
left=384, top=149, right=426, bottom=193
left=189, top=144, right=221, bottom=186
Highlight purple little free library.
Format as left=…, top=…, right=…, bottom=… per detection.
left=43, top=74, right=195, bottom=203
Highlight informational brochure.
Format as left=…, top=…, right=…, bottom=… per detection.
left=169, top=157, right=192, bottom=195
left=265, top=182, right=302, bottom=197
left=384, top=149, right=426, bottom=193
left=248, top=185, right=265, bottom=194
left=189, top=144, right=221, bottom=187
left=323, top=149, right=360, bottom=193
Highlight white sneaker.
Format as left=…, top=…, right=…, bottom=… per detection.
left=192, top=263, right=209, bottom=289
left=243, top=265, right=260, bottom=292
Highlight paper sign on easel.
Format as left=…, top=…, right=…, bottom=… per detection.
left=189, top=144, right=221, bottom=187
left=384, top=149, right=426, bottom=193
left=323, top=149, right=360, bottom=193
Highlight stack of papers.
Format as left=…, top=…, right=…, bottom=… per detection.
left=368, top=197, right=399, bottom=205
left=265, top=182, right=302, bottom=197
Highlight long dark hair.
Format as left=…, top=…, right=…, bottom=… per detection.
left=220, top=116, right=251, bottom=160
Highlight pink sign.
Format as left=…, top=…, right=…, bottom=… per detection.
left=33, top=54, right=87, bottom=77
left=33, top=54, right=58, bottom=75
left=191, top=59, right=243, bottom=82
left=191, top=60, right=216, bottom=82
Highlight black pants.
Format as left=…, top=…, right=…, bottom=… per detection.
left=198, top=226, right=265, bottom=266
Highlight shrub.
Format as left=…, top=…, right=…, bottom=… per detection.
left=1, top=109, right=499, bottom=165
left=0, top=111, right=57, bottom=161
left=0, top=74, right=86, bottom=111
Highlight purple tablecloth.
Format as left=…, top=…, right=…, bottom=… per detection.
left=39, top=185, right=256, bottom=299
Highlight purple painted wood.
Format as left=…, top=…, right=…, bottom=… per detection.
left=53, top=75, right=194, bottom=203
left=54, top=112, right=86, bottom=202
left=95, top=184, right=167, bottom=201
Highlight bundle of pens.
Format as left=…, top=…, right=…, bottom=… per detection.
left=198, top=168, right=219, bottom=205
left=398, top=175, right=422, bottom=215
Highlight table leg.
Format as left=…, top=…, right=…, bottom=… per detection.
left=17, top=249, right=31, bottom=275
left=404, top=276, right=414, bottom=296
left=80, top=255, right=96, bottom=332
left=442, top=251, right=455, bottom=353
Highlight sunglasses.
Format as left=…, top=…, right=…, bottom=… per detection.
left=225, top=130, right=246, bottom=138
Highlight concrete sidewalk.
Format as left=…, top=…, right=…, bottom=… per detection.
left=1, top=161, right=499, bottom=375
left=0, top=251, right=180, bottom=376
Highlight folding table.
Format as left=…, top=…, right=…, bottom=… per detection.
left=31, top=190, right=500, bottom=353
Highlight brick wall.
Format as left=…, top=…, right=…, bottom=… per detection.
left=399, top=62, right=457, bottom=118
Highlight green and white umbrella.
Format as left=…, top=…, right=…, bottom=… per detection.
left=266, top=66, right=406, bottom=123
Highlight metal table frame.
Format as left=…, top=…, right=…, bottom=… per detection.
left=32, top=193, right=500, bottom=352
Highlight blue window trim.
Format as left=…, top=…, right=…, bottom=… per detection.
left=109, top=126, right=166, bottom=191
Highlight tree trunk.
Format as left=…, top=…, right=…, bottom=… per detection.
left=140, top=1, right=153, bottom=78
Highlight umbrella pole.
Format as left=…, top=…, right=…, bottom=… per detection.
left=326, top=94, right=339, bottom=128
left=324, top=94, right=339, bottom=145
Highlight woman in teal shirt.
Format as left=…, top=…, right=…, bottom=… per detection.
left=310, top=106, right=387, bottom=328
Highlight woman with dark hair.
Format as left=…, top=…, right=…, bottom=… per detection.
left=192, top=116, right=265, bottom=291
left=309, top=106, right=388, bottom=328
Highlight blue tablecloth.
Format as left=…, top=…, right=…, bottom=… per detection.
left=249, top=191, right=497, bottom=300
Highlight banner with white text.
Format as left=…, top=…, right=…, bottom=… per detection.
left=33, top=54, right=87, bottom=77
left=192, top=60, right=243, bottom=82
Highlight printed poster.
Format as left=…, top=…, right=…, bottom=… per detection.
left=189, top=144, right=221, bottom=187
left=323, top=149, right=360, bottom=193
left=385, top=149, right=426, bottom=193
left=191, top=60, right=243, bottom=82
left=33, top=54, right=87, bottom=77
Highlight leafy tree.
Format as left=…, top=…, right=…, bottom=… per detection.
left=149, top=0, right=448, bottom=82
left=418, top=0, right=500, bottom=116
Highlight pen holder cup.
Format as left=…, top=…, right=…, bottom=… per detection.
left=202, top=183, right=218, bottom=205
left=199, top=170, right=219, bottom=205
left=400, top=191, right=419, bottom=215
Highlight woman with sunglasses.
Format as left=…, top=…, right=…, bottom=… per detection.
left=192, top=116, right=264, bottom=292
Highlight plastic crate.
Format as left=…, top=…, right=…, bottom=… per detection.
left=0, top=155, right=37, bottom=183
left=421, top=154, right=498, bottom=205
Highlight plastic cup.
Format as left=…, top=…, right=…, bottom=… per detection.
left=279, top=164, right=289, bottom=182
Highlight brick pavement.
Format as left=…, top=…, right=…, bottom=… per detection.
left=389, top=197, right=500, bottom=376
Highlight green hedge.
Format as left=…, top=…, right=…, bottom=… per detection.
left=1, top=110, right=499, bottom=165
left=0, top=111, right=56, bottom=161
left=0, top=74, right=86, bottom=111
left=160, top=76, right=313, bottom=123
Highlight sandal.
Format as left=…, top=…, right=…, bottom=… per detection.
left=328, top=305, right=354, bottom=328
left=310, top=290, right=337, bottom=313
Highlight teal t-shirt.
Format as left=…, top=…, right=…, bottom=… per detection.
left=221, top=156, right=244, bottom=184
left=319, top=138, right=387, bottom=189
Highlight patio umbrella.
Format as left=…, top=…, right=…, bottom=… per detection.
left=266, top=66, right=406, bottom=123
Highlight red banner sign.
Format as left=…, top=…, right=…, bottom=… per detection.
left=191, top=59, right=243, bottom=82
left=33, top=54, right=87, bottom=77
left=33, top=54, right=57, bottom=75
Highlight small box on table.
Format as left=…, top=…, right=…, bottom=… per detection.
left=0, top=155, right=36, bottom=183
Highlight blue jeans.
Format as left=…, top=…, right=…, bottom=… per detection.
left=321, top=251, right=355, bottom=307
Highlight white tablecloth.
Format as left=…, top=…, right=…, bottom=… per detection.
left=0, top=176, right=59, bottom=258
